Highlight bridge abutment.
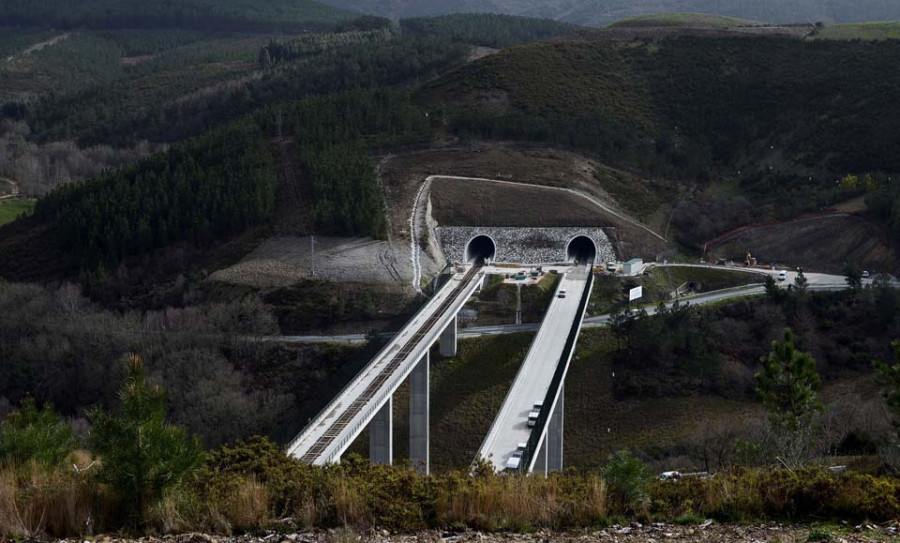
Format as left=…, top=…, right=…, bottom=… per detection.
left=409, top=352, right=430, bottom=474
left=369, top=397, right=393, bottom=465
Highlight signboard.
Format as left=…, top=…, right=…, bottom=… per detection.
left=629, top=286, right=643, bottom=302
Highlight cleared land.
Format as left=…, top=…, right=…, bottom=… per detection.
left=610, top=12, right=762, bottom=28
left=0, top=199, right=34, bottom=226
left=814, top=22, right=900, bottom=40
left=380, top=148, right=671, bottom=260
left=707, top=214, right=900, bottom=274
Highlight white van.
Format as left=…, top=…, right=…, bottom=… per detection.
left=777, top=270, right=787, bottom=282
left=505, top=443, right=528, bottom=471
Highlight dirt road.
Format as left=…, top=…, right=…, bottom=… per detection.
left=0, top=177, right=20, bottom=200
left=4, top=33, right=72, bottom=63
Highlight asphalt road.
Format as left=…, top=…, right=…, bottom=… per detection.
left=477, top=264, right=590, bottom=472
left=268, top=268, right=865, bottom=344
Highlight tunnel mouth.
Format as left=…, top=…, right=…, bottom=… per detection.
left=465, top=235, right=496, bottom=263
left=566, top=236, right=597, bottom=264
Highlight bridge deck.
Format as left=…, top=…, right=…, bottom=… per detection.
left=477, top=264, right=591, bottom=472
left=287, top=264, right=485, bottom=464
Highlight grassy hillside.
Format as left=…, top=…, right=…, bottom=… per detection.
left=610, top=12, right=762, bottom=28
left=0, top=0, right=354, bottom=31
left=814, top=21, right=900, bottom=40
left=319, top=0, right=900, bottom=27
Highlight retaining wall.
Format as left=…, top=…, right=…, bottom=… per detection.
left=437, top=226, right=616, bottom=265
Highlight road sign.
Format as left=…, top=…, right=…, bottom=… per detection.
left=629, top=286, right=643, bottom=302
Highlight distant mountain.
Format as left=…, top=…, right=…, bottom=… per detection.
left=317, top=0, right=900, bottom=27
left=0, top=0, right=356, bottom=31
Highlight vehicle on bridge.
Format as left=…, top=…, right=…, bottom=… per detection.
left=505, top=442, right=527, bottom=471
left=527, top=401, right=543, bottom=427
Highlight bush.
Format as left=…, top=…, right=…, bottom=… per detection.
left=602, top=451, right=652, bottom=514
left=0, top=398, right=76, bottom=468
left=88, top=354, right=203, bottom=528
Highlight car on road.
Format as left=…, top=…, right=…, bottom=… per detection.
left=778, top=270, right=787, bottom=281
left=863, top=270, right=870, bottom=279
left=527, top=401, right=543, bottom=427
left=558, top=289, right=567, bottom=299
left=606, top=262, right=617, bottom=272
left=505, top=442, right=528, bottom=471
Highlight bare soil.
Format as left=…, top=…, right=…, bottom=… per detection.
left=707, top=214, right=900, bottom=275
left=379, top=147, right=671, bottom=262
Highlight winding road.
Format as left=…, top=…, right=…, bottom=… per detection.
left=266, top=265, right=880, bottom=345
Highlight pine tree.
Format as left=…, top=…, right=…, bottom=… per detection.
left=756, top=328, right=823, bottom=434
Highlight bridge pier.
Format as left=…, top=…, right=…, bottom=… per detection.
left=369, top=397, right=393, bottom=465
left=409, top=352, right=430, bottom=474
left=439, top=317, right=457, bottom=358
left=547, top=384, right=564, bottom=472
left=535, top=437, right=548, bottom=475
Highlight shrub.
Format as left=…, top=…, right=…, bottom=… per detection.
left=601, top=451, right=651, bottom=514
left=0, top=398, right=76, bottom=468
left=88, top=354, right=203, bottom=528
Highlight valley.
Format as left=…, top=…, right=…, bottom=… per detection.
left=0, top=3, right=899, bottom=539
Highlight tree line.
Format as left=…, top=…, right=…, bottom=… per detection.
left=34, top=119, right=277, bottom=273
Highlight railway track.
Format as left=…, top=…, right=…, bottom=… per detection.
left=299, top=261, right=483, bottom=463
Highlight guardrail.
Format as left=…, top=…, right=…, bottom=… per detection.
left=287, top=264, right=484, bottom=463
left=518, top=265, right=594, bottom=473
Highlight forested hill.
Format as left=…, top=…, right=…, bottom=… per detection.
left=317, top=0, right=900, bottom=27
left=0, top=0, right=355, bottom=30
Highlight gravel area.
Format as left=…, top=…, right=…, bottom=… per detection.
left=45, top=523, right=899, bottom=543
left=209, top=236, right=412, bottom=287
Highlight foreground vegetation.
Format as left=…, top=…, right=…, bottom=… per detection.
left=5, top=381, right=900, bottom=539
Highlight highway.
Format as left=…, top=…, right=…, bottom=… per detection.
left=476, top=264, right=592, bottom=472
left=270, top=269, right=866, bottom=344
left=286, top=263, right=486, bottom=464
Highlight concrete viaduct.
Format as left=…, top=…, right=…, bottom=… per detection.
left=286, top=228, right=605, bottom=474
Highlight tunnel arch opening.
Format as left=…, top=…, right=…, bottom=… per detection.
left=566, top=235, right=597, bottom=264
left=465, top=235, right=497, bottom=263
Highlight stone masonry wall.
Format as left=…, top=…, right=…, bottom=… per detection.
left=437, top=227, right=616, bottom=265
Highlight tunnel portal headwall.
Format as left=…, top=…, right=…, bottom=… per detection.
left=438, top=227, right=616, bottom=265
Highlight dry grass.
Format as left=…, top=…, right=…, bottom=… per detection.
left=221, top=477, right=269, bottom=532
left=0, top=462, right=95, bottom=538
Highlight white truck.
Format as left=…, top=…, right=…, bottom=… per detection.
left=527, top=401, right=543, bottom=427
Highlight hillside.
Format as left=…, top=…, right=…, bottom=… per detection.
left=610, top=12, right=762, bottom=28
left=318, top=0, right=900, bottom=27
left=0, top=0, right=355, bottom=30
left=421, top=36, right=900, bottom=207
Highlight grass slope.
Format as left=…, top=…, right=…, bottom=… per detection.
left=0, top=199, right=34, bottom=226
left=814, top=21, right=900, bottom=40
left=610, top=12, right=762, bottom=28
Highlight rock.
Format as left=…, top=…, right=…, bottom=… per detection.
left=615, top=527, right=631, bottom=535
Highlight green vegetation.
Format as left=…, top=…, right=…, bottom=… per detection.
left=589, top=266, right=764, bottom=315
left=88, top=354, right=203, bottom=528
left=34, top=120, right=277, bottom=273
left=0, top=398, right=76, bottom=467
left=611, top=12, right=761, bottom=28
left=814, top=21, right=900, bottom=40
left=400, top=13, right=578, bottom=48
left=0, top=0, right=353, bottom=31
left=426, top=37, right=900, bottom=220
left=0, top=199, right=34, bottom=226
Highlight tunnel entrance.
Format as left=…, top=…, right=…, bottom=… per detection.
left=566, top=236, right=597, bottom=264
left=465, top=235, right=496, bottom=263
